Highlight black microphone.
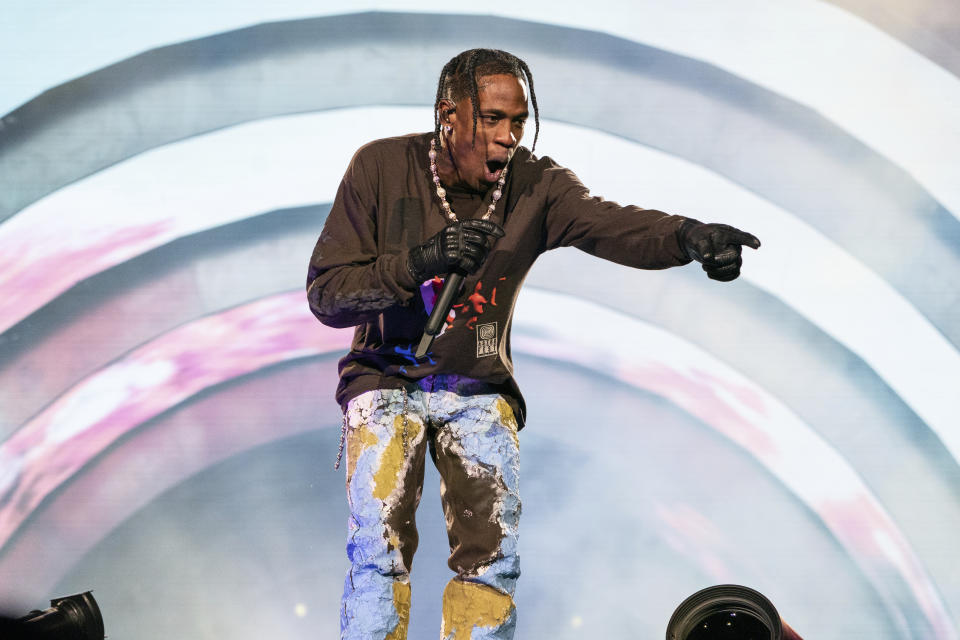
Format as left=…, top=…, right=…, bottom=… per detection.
left=416, top=271, right=465, bottom=358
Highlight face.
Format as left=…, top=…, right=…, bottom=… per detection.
left=439, top=73, right=529, bottom=191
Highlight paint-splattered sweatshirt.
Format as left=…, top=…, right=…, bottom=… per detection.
left=307, top=132, right=692, bottom=427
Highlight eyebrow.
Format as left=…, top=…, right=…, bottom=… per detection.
left=481, top=109, right=529, bottom=119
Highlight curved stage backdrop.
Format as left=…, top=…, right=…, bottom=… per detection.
left=1, top=2, right=959, bottom=638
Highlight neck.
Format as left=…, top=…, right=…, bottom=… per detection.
left=434, top=139, right=460, bottom=185
left=436, top=137, right=485, bottom=193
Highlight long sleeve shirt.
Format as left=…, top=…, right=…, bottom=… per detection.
left=307, top=132, right=692, bottom=426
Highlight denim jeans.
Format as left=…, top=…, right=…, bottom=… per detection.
left=340, top=375, right=521, bottom=640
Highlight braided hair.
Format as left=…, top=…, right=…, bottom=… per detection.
left=433, top=48, right=540, bottom=151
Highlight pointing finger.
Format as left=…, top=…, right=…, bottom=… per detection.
left=722, top=227, right=761, bottom=250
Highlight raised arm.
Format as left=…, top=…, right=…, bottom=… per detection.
left=542, top=162, right=759, bottom=279
left=541, top=164, right=692, bottom=269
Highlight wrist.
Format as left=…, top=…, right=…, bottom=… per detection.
left=406, top=247, right=428, bottom=285
left=677, top=217, right=703, bottom=261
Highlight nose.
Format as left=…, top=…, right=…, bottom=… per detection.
left=493, top=121, right=516, bottom=148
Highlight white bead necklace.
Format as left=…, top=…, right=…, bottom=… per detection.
left=429, top=138, right=509, bottom=221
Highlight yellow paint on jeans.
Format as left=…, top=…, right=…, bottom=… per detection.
left=385, top=580, right=411, bottom=640
left=372, top=415, right=422, bottom=500
left=387, top=532, right=402, bottom=552
left=346, top=424, right=378, bottom=483
left=441, top=579, right=514, bottom=639
left=495, top=398, right=520, bottom=450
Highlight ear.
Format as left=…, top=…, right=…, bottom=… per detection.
left=438, top=98, right=457, bottom=125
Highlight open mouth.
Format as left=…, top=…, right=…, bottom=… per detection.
left=484, top=158, right=508, bottom=181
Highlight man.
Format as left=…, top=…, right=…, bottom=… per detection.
left=307, top=48, right=759, bottom=640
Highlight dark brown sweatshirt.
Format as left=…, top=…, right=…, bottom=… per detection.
left=306, top=132, right=692, bottom=426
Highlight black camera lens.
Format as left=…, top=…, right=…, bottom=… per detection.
left=667, top=584, right=783, bottom=640
left=684, top=609, right=771, bottom=640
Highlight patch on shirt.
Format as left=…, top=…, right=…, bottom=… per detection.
left=476, top=322, right=498, bottom=357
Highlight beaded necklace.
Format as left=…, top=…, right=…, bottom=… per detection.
left=429, top=139, right=509, bottom=221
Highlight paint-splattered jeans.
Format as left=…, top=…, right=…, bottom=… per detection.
left=340, top=375, right=521, bottom=640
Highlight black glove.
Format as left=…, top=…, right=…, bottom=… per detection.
left=678, top=219, right=761, bottom=282
left=407, top=219, right=505, bottom=282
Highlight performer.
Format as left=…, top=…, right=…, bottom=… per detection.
left=306, top=48, right=760, bottom=640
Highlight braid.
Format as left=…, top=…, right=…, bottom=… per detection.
left=465, top=52, right=482, bottom=147
left=434, top=48, right=540, bottom=151
left=433, top=58, right=457, bottom=150
left=517, top=59, right=539, bottom=150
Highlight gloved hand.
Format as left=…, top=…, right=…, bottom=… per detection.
left=678, top=219, right=761, bottom=282
left=407, top=219, right=505, bottom=282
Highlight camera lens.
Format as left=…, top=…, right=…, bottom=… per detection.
left=684, top=609, right=771, bottom=640
left=666, top=585, right=782, bottom=640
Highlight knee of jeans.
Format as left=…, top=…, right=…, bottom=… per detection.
left=457, top=555, right=520, bottom=597
left=458, top=551, right=521, bottom=597
left=347, top=533, right=411, bottom=576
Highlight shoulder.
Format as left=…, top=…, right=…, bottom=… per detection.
left=342, top=132, right=430, bottom=185
left=509, top=146, right=582, bottom=192
left=352, top=132, right=431, bottom=166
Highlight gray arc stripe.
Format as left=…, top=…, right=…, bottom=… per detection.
left=1, top=12, right=957, bottom=349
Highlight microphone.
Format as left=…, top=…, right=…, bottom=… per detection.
left=416, top=271, right=464, bottom=358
